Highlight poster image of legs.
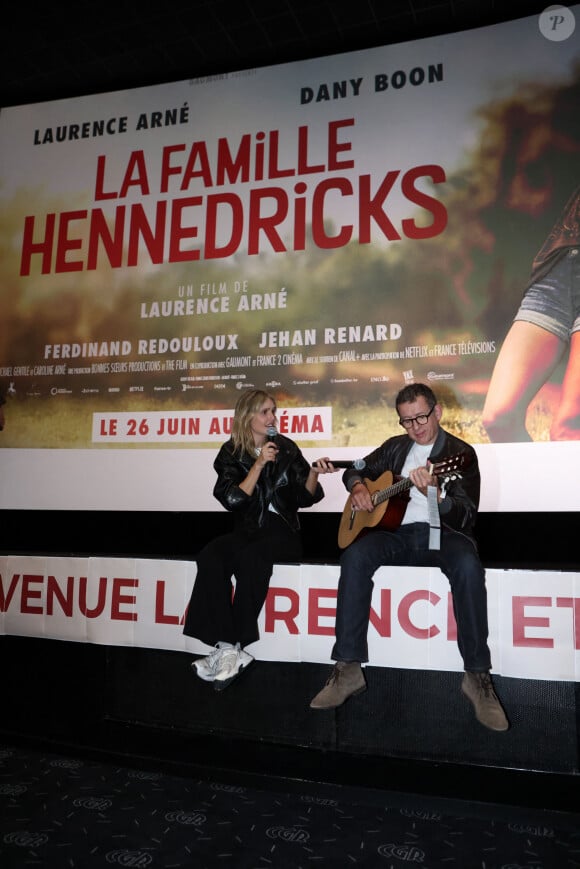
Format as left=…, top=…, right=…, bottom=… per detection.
left=0, top=7, right=579, bottom=511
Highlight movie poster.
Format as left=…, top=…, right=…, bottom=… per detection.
left=1, top=8, right=579, bottom=511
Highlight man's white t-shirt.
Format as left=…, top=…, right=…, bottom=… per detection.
left=400, top=442, right=433, bottom=526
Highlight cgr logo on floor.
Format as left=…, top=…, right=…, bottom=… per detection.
left=73, top=797, right=112, bottom=811
left=400, top=808, right=442, bottom=821
left=3, top=831, right=49, bottom=848
left=501, top=864, right=544, bottom=869
left=105, top=851, right=154, bottom=866
left=210, top=782, right=245, bottom=794
left=165, top=810, right=206, bottom=826
left=266, top=826, right=310, bottom=843
left=127, top=770, right=162, bottom=781
left=378, top=843, right=426, bottom=862
left=508, top=823, right=554, bottom=838
left=300, top=794, right=338, bottom=807
left=50, top=758, right=82, bottom=769
left=0, top=784, right=27, bottom=795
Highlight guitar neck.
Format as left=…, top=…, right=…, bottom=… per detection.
left=370, top=454, right=466, bottom=508
left=374, top=476, right=413, bottom=506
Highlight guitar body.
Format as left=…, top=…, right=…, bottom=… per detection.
left=337, top=470, right=410, bottom=549
left=336, top=452, right=470, bottom=549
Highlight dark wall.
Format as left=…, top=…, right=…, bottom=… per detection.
left=1, top=509, right=578, bottom=570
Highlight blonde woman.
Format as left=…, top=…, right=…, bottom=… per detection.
left=184, top=388, right=335, bottom=690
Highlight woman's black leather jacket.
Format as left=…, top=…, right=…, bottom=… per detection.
left=343, top=427, right=480, bottom=541
left=213, top=435, right=324, bottom=535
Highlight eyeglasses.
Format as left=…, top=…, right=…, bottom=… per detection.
left=399, top=405, right=435, bottom=429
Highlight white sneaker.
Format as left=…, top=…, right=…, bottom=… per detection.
left=192, top=642, right=233, bottom=682
left=214, top=643, right=254, bottom=691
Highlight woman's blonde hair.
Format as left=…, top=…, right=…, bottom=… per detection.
left=231, top=388, right=276, bottom=456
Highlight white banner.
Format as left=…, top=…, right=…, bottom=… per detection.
left=1, top=554, right=578, bottom=681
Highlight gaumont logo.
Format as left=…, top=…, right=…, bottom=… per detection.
left=73, top=796, right=113, bottom=811
left=164, top=810, right=206, bottom=826
left=427, top=371, right=454, bottom=381
left=3, top=831, right=49, bottom=848
left=378, top=843, right=426, bottom=862
left=105, top=850, right=154, bottom=866
left=266, top=826, right=310, bottom=843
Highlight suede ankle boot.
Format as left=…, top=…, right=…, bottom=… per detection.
left=310, top=661, right=366, bottom=709
left=462, top=671, right=509, bottom=731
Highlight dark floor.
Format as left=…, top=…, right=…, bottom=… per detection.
left=0, top=741, right=579, bottom=869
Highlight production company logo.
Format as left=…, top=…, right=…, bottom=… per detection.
left=427, top=371, right=454, bottom=381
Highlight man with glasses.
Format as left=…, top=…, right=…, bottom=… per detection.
left=310, top=383, right=509, bottom=731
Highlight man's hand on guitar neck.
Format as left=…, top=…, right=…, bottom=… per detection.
left=408, top=466, right=441, bottom=500
left=349, top=480, right=374, bottom=513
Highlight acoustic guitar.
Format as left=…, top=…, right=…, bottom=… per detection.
left=337, top=453, right=469, bottom=549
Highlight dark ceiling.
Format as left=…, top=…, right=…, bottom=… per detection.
left=0, top=0, right=558, bottom=110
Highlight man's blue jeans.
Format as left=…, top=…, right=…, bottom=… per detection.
left=332, top=522, right=492, bottom=672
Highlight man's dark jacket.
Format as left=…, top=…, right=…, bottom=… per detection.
left=343, top=427, right=480, bottom=542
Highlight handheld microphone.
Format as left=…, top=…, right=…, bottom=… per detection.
left=311, top=458, right=366, bottom=469
left=264, top=425, right=281, bottom=464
